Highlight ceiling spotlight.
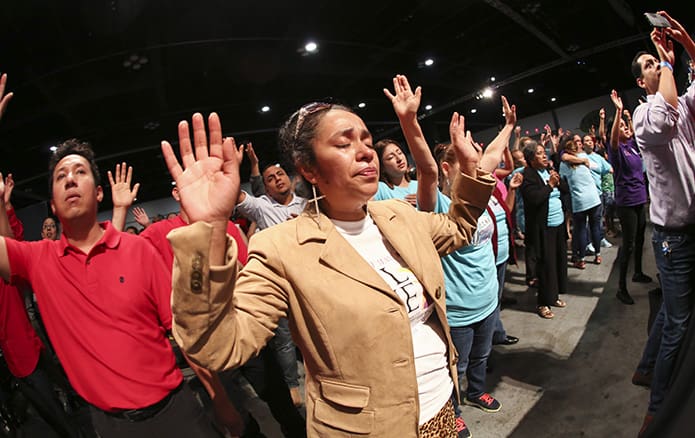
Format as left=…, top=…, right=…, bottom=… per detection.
left=425, top=104, right=433, bottom=111
left=357, top=102, right=366, bottom=108
left=49, top=145, right=57, bottom=152
left=123, top=53, right=148, bottom=72
left=261, top=105, right=271, bottom=113
left=424, top=58, right=434, bottom=66
left=527, top=88, right=535, bottom=94
left=171, top=181, right=176, bottom=186
left=490, top=76, right=496, bottom=82
left=550, top=97, right=557, bottom=102
left=305, top=41, right=318, bottom=53
left=470, top=108, right=477, bottom=114
left=482, top=88, right=494, bottom=98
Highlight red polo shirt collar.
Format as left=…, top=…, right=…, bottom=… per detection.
left=55, top=221, right=120, bottom=257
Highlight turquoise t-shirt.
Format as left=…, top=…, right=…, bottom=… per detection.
left=435, top=191, right=497, bottom=327
left=537, top=169, right=564, bottom=227
left=559, top=153, right=601, bottom=213
left=488, top=196, right=509, bottom=265
left=374, top=180, right=419, bottom=202
left=586, top=152, right=613, bottom=193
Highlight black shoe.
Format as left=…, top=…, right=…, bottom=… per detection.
left=632, top=370, right=652, bottom=388
left=496, top=335, right=519, bottom=345
left=616, top=289, right=635, bottom=305
left=633, top=273, right=653, bottom=283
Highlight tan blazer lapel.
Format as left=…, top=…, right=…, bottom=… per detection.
left=368, top=202, right=426, bottom=290
left=295, top=212, right=399, bottom=301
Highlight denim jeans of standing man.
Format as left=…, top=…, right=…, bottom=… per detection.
left=637, top=228, right=695, bottom=414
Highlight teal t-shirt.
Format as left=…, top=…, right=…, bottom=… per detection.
left=559, top=153, right=601, bottom=213
left=586, top=152, right=613, bottom=193
left=537, top=169, right=564, bottom=227
left=435, top=191, right=497, bottom=327
left=488, top=196, right=509, bottom=265
left=374, top=180, right=418, bottom=202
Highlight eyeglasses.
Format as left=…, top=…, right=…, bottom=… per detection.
left=293, top=102, right=332, bottom=140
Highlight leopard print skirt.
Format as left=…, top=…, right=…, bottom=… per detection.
left=418, top=399, right=457, bottom=437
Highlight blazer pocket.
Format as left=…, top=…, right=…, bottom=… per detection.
left=314, top=379, right=374, bottom=434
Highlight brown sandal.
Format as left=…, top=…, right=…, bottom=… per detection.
left=554, top=299, right=567, bottom=308
left=594, top=255, right=602, bottom=264
left=537, top=306, right=554, bottom=319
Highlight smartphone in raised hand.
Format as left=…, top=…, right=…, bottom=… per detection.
left=644, top=12, right=670, bottom=28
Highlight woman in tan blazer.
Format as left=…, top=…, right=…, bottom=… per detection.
left=161, top=105, right=494, bottom=437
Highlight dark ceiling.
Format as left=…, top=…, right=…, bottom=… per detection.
left=0, top=0, right=689, bottom=211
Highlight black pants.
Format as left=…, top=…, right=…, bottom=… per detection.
left=241, top=348, right=306, bottom=438
left=616, top=204, right=647, bottom=289
left=19, top=365, right=82, bottom=438
left=538, top=224, right=568, bottom=306
left=89, top=383, right=222, bottom=438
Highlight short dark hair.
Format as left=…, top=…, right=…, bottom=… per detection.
left=522, top=141, right=539, bottom=165
left=631, top=51, right=650, bottom=79
left=48, top=139, right=101, bottom=195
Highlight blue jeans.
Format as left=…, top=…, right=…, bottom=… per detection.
left=639, top=229, right=695, bottom=413
left=572, top=205, right=602, bottom=260
left=492, top=262, right=507, bottom=344
left=269, top=317, right=299, bottom=389
left=450, top=309, right=496, bottom=400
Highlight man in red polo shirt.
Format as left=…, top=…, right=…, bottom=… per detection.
left=0, top=139, right=222, bottom=438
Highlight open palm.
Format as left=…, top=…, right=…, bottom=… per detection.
left=384, top=74, right=421, bottom=118
left=161, top=113, right=242, bottom=224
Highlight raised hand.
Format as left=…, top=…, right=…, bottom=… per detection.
left=659, top=11, right=692, bottom=48
left=501, top=95, right=517, bottom=126
left=599, top=108, right=605, bottom=119
left=509, top=172, right=523, bottom=190
left=383, top=74, right=421, bottom=119
left=3, top=173, right=14, bottom=206
left=108, top=162, right=140, bottom=209
left=651, top=28, right=675, bottom=65
left=0, top=73, right=13, bottom=121
left=514, top=126, right=521, bottom=137
left=610, top=90, right=623, bottom=111
left=449, top=112, right=481, bottom=177
left=245, top=142, right=259, bottom=167
left=161, top=113, right=242, bottom=224
left=132, top=206, right=151, bottom=228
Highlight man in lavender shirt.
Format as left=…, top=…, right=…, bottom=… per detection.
left=630, top=11, right=695, bottom=435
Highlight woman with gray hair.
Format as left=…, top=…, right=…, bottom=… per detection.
left=521, top=141, right=569, bottom=319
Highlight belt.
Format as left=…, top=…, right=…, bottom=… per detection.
left=654, top=224, right=695, bottom=235
left=103, top=382, right=183, bottom=422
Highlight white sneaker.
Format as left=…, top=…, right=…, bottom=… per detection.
left=586, top=243, right=595, bottom=254
left=601, top=238, right=613, bottom=248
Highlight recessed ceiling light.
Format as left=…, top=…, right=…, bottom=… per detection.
left=550, top=97, right=557, bottom=102
left=482, top=88, right=493, bottom=98
left=261, top=105, right=271, bottom=113
left=425, top=104, right=433, bottom=111
left=358, top=102, right=366, bottom=108
left=171, top=181, right=176, bottom=186
left=49, top=146, right=57, bottom=152
left=490, top=76, right=496, bottom=82
left=470, top=109, right=477, bottom=114
left=424, top=58, right=434, bottom=66
left=527, top=88, right=535, bottom=94
left=305, top=42, right=318, bottom=52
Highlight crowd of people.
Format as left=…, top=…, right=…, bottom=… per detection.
left=0, top=9, right=691, bottom=438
